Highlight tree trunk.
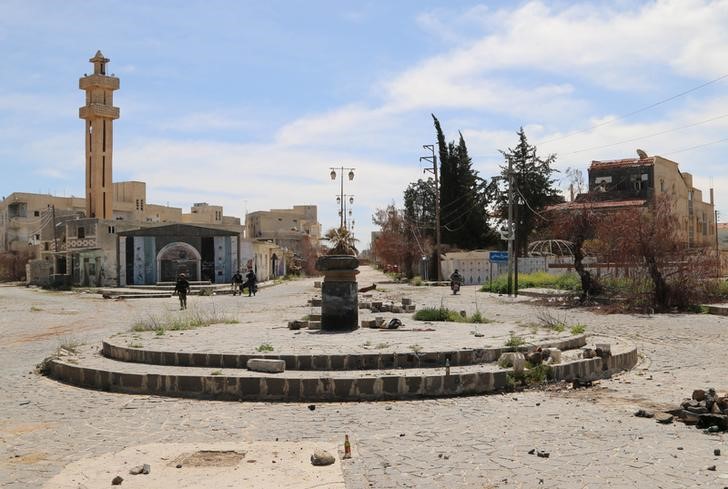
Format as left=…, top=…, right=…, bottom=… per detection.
left=646, top=256, right=669, bottom=310
left=573, top=238, right=592, bottom=302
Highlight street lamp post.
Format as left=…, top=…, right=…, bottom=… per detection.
left=330, top=166, right=355, bottom=229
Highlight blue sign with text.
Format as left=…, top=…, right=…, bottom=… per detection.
left=489, top=251, right=509, bottom=263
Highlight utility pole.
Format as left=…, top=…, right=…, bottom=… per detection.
left=507, top=157, right=514, bottom=296
left=420, top=144, right=442, bottom=281
left=51, top=205, right=59, bottom=274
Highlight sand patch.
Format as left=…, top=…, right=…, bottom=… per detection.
left=43, top=441, right=345, bottom=489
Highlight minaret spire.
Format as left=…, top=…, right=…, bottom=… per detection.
left=79, top=51, right=119, bottom=219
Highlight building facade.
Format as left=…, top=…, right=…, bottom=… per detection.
left=550, top=152, right=716, bottom=248
left=0, top=51, right=265, bottom=286
left=245, top=205, right=320, bottom=256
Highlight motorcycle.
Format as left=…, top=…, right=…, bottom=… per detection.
left=450, top=280, right=461, bottom=295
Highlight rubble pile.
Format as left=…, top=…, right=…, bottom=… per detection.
left=675, top=388, right=728, bottom=432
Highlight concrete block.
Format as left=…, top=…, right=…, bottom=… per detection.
left=314, top=281, right=322, bottom=288
left=401, top=298, right=412, bottom=306
left=498, top=352, right=525, bottom=373
left=246, top=358, right=285, bottom=373
left=546, top=348, right=562, bottom=364
left=308, top=321, right=321, bottom=330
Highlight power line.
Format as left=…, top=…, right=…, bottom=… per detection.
left=536, top=72, right=728, bottom=146
left=665, top=135, right=728, bottom=156
left=559, top=112, right=728, bottom=156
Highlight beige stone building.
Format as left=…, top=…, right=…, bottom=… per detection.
left=550, top=152, right=716, bottom=248
left=245, top=205, right=321, bottom=255
left=0, top=51, right=268, bottom=286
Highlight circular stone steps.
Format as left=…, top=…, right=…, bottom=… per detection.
left=101, top=335, right=589, bottom=370
left=46, top=337, right=638, bottom=402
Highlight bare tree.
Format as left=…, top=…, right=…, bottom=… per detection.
left=548, top=197, right=602, bottom=301
left=595, top=194, right=716, bottom=310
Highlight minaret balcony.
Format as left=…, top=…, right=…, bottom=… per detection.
left=79, top=75, right=120, bottom=91
left=79, top=104, right=120, bottom=120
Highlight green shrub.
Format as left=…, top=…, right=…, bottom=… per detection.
left=507, top=362, right=552, bottom=387
left=131, top=309, right=238, bottom=333
left=413, top=307, right=465, bottom=322
left=256, top=343, right=274, bottom=352
left=570, top=324, right=586, bottom=335
left=480, top=272, right=580, bottom=294
left=524, top=363, right=552, bottom=384
left=504, top=335, right=525, bottom=348
left=409, top=276, right=424, bottom=286
left=469, top=311, right=493, bottom=324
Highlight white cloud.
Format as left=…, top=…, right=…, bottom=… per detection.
left=154, top=110, right=255, bottom=133
left=115, top=138, right=422, bottom=247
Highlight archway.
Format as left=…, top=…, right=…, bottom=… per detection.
left=156, top=242, right=201, bottom=283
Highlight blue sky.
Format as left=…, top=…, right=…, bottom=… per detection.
left=2, top=0, right=728, bottom=247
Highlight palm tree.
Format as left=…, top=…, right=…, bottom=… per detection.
left=324, top=227, right=358, bottom=256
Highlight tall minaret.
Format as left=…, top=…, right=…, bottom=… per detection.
left=79, top=51, right=119, bottom=219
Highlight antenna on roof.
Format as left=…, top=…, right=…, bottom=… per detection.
left=636, top=149, right=648, bottom=159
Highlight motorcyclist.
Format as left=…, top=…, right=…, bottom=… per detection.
left=450, top=269, right=463, bottom=294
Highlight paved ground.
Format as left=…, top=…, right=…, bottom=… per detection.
left=2, top=267, right=728, bottom=488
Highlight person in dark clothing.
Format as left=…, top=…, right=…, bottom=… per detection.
left=175, top=273, right=190, bottom=310
left=231, top=270, right=243, bottom=296
left=243, top=269, right=257, bottom=297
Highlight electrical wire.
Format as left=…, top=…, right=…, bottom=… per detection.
left=536, top=72, right=728, bottom=146
left=559, top=112, right=728, bottom=156
left=665, top=135, right=728, bottom=156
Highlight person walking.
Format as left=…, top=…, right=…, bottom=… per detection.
left=231, top=270, right=243, bottom=296
left=243, top=269, right=257, bottom=297
left=175, top=273, right=190, bottom=310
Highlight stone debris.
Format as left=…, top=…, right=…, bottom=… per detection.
left=498, top=352, right=525, bottom=373
left=310, top=449, right=335, bottom=466
left=111, top=475, right=124, bottom=485
left=129, top=464, right=150, bottom=475
left=582, top=348, right=596, bottom=359
left=288, top=320, right=306, bottom=330
left=634, top=409, right=654, bottom=418
left=246, top=359, right=285, bottom=373
left=664, top=387, right=728, bottom=432
left=655, top=413, right=673, bottom=424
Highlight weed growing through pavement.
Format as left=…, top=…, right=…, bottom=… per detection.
left=210, top=370, right=223, bottom=376
left=36, top=337, right=84, bottom=375
left=414, top=306, right=493, bottom=324
left=30, top=306, right=43, bottom=312
left=571, top=324, right=586, bottom=335
left=504, top=335, right=526, bottom=348
left=256, top=343, right=274, bottom=353
left=131, top=308, right=238, bottom=334
left=58, top=337, right=83, bottom=354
